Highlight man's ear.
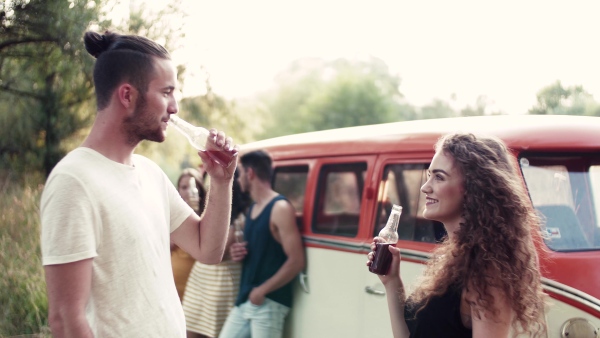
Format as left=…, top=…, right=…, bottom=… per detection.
left=116, top=83, right=137, bottom=110
left=246, top=167, right=255, bottom=180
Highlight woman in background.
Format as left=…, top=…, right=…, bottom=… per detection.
left=367, top=133, right=547, bottom=338
left=183, top=169, right=251, bottom=338
left=171, top=168, right=207, bottom=301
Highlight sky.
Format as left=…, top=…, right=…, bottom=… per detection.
left=168, top=0, right=600, bottom=115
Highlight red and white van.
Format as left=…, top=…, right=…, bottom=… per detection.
left=242, top=115, right=600, bottom=337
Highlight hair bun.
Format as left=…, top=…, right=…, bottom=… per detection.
left=84, top=31, right=113, bottom=58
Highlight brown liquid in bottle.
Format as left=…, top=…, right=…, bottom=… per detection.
left=369, top=243, right=394, bottom=275
left=200, top=149, right=237, bottom=168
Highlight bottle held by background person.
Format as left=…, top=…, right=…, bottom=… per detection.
left=169, top=115, right=238, bottom=168
left=233, top=217, right=245, bottom=243
left=369, top=204, right=402, bottom=275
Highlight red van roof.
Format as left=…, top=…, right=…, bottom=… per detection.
left=242, top=115, right=600, bottom=160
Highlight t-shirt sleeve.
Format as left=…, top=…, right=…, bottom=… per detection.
left=40, top=173, right=99, bottom=265
left=166, top=173, right=195, bottom=233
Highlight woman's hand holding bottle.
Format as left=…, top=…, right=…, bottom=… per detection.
left=367, top=237, right=403, bottom=288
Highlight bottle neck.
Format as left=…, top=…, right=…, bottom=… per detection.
left=386, top=212, right=400, bottom=233
left=380, top=205, right=402, bottom=243
left=169, top=115, right=196, bottom=136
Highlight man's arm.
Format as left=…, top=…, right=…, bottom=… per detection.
left=248, top=200, right=305, bottom=305
left=44, top=258, right=94, bottom=338
left=171, top=130, right=237, bottom=264
left=171, top=179, right=232, bottom=264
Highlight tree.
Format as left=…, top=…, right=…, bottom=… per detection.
left=0, top=0, right=109, bottom=178
left=256, top=57, right=412, bottom=139
left=528, top=80, right=600, bottom=116
left=0, top=0, right=188, bottom=179
left=419, top=99, right=455, bottom=119
left=459, top=95, right=503, bottom=117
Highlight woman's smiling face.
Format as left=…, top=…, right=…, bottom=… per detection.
left=420, top=151, right=465, bottom=232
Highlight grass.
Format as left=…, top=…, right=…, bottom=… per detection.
left=0, top=172, right=51, bottom=337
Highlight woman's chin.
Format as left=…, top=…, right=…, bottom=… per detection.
left=422, top=209, right=436, bottom=221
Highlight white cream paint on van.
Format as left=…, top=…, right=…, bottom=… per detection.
left=283, top=246, right=599, bottom=337
left=282, top=246, right=426, bottom=338
left=283, top=247, right=364, bottom=337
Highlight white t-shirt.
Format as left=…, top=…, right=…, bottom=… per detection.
left=41, top=147, right=193, bottom=337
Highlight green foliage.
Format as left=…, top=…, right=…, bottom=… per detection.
left=127, top=0, right=185, bottom=55
left=458, top=95, right=503, bottom=117
left=249, top=57, right=503, bottom=140
left=420, top=99, right=456, bottom=119
left=0, top=0, right=188, bottom=181
left=0, top=0, right=109, bottom=178
left=0, top=172, right=50, bottom=336
left=257, top=57, right=410, bottom=138
left=528, top=80, right=600, bottom=116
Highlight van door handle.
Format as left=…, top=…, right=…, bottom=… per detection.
left=299, top=272, right=310, bottom=293
left=365, top=286, right=385, bottom=296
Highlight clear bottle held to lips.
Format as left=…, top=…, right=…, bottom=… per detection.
left=168, top=115, right=237, bottom=168
left=369, top=204, right=402, bottom=275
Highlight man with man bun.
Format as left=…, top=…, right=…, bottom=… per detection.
left=40, top=31, right=238, bottom=337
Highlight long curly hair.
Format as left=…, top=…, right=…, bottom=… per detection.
left=409, top=133, right=547, bottom=336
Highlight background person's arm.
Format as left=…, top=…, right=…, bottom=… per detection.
left=44, top=258, right=94, bottom=338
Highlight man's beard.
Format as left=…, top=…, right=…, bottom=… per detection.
left=122, top=93, right=165, bottom=146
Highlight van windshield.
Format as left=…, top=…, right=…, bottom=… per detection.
left=520, top=153, right=600, bottom=252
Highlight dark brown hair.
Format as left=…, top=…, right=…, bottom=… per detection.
left=240, top=150, right=273, bottom=182
left=409, top=133, right=547, bottom=336
left=83, top=31, right=170, bottom=110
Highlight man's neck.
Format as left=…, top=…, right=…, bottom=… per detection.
left=250, top=182, right=278, bottom=205
left=81, top=113, right=138, bottom=166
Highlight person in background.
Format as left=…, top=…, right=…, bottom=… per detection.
left=183, top=169, right=251, bottom=338
left=367, top=133, right=547, bottom=338
left=219, top=150, right=305, bottom=338
left=41, top=30, right=238, bottom=337
left=172, top=168, right=207, bottom=301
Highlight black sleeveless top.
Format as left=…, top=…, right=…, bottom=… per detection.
left=404, top=285, right=472, bottom=338
left=235, top=195, right=294, bottom=307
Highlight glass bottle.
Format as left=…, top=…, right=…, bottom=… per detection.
left=369, top=204, right=402, bottom=275
left=233, top=217, right=245, bottom=243
left=168, top=115, right=237, bottom=168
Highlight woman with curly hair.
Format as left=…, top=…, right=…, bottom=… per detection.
left=367, top=133, right=547, bottom=337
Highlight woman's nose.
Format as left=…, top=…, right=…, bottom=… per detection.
left=420, top=181, right=432, bottom=194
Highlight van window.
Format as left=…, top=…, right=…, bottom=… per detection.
left=313, top=163, right=366, bottom=237
left=520, top=154, right=600, bottom=251
left=273, top=165, right=309, bottom=214
left=374, top=163, right=446, bottom=243
left=273, top=166, right=309, bottom=226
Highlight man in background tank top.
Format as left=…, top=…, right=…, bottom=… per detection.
left=219, top=150, right=305, bottom=338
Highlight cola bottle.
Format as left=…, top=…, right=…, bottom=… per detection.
left=369, top=204, right=402, bottom=275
